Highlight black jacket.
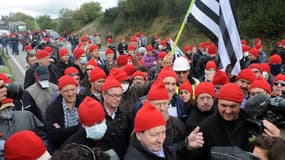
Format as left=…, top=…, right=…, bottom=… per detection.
left=63, top=126, right=125, bottom=159
left=124, top=136, right=174, bottom=160
left=45, top=95, right=83, bottom=152
left=177, top=111, right=252, bottom=160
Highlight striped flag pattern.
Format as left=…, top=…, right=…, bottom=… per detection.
left=189, top=0, right=242, bottom=75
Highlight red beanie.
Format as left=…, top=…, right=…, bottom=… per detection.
left=218, top=83, right=244, bottom=103
left=109, top=68, right=128, bottom=81
left=255, top=43, right=262, bottom=50
left=241, top=39, right=247, bottom=45
left=24, top=45, right=32, bottom=51
left=128, top=45, right=136, bottom=51
left=249, top=80, right=271, bottom=94
left=134, top=101, right=166, bottom=132
left=64, top=66, right=79, bottom=76
left=157, top=51, right=167, bottom=60
left=249, top=48, right=259, bottom=58
left=117, top=55, right=128, bottom=67
left=44, top=46, right=52, bottom=53
left=260, top=63, right=270, bottom=73
left=73, top=48, right=85, bottom=60
left=236, top=69, right=256, bottom=83
left=195, top=82, right=215, bottom=99
left=248, top=63, right=262, bottom=73
left=207, top=44, right=217, bottom=55
left=146, top=45, right=153, bottom=52
left=59, top=48, right=69, bottom=58
left=158, top=67, right=177, bottom=80
left=212, top=70, right=229, bottom=85
left=179, top=80, right=193, bottom=95
left=102, top=77, right=122, bottom=92
left=130, top=36, right=138, bottom=42
left=89, top=67, right=107, bottom=82
left=205, top=60, right=217, bottom=70
left=86, top=59, right=98, bottom=68
left=242, top=45, right=251, bottom=52
left=0, top=73, right=10, bottom=83
left=107, top=38, right=112, bottom=43
left=78, top=97, right=105, bottom=126
left=58, top=75, right=78, bottom=90
left=89, top=44, right=99, bottom=52
left=184, top=45, right=192, bottom=52
left=105, top=48, right=114, bottom=55
left=132, top=71, right=146, bottom=80
left=148, top=80, right=169, bottom=101
left=122, top=64, right=135, bottom=77
left=199, top=42, right=206, bottom=48
left=269, top=54, right=282, bottom=64
left=78, top=42, right=84, bottom=48
left=273, top=74, right=285, bottom=83
left=36, top=50, right=49, bottom=59
left=80, top=36, right=88, bottom=42
left=4, top=130, right=50, bottom=160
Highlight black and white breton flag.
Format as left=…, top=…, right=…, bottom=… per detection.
left=189, top=0, right=242, bottom=75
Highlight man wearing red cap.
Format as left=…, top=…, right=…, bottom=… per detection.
left=101, top=77, right=132, bottom=145
left=55, top=48, right=75, bottom=78
left=104, top=48, right=117, bottom=74
left=24, top=49, right=58, bottom=89
left=186, top=82, right=216, bottom=133
left=82, top=67, right=107, bottom=103
left=63, top=97, right=123, bottom=159
left=272, top=74, right=285, bottom=97
left=125, top=102, right=174, bottom=159
left=178, top=83, right=253, bottom=159
left=88, top=44, right=108, bottom=74
left=45, top=75, right=83, bottom=151
left=248, top=80, right=271, bottom=98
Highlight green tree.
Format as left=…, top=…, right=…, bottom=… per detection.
left=37, top=15, right=56, bottom=30
left=57, top=8, right=75, bottom=33
left=79, top=2, right=103, bottom=24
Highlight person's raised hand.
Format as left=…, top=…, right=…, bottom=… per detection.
left=186, top=126, right=204, bottom=150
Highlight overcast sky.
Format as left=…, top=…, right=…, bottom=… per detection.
left=0, top=0, right=118, bottom=19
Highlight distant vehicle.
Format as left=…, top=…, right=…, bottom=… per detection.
left=45, top=29, right=60, bottom=39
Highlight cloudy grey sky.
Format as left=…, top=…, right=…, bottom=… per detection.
left=0, top=0, right=118, bottom=19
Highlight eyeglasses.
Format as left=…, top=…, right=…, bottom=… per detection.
left=273, top=82, right=285, bottom=87
left=86, top=68, right=93, bottom=71
left=175, top=71, right=188, bottom=75
left=106, top=92, right=122, bottom=98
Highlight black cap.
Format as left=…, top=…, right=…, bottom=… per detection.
left=35, top=66, right=49, bottom=80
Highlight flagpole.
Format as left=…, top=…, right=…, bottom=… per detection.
left=170, top=0, right=196, bottom=56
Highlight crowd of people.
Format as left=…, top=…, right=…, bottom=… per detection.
left=0, top=30, right=285, bottom=160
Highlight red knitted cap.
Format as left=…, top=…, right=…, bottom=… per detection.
left=158, top=67, right=177, bottom=80
left=179, top=80, right=193, bottom=95
left=36, top=50, right=49, bottom=59
left=86, top=59, right=98, bottom=68
left=102, top=77, right=122, bottom=92
left=205, top=60, right=217, bottom=70
left=64, top=66, right=79, bottom=75
left=105, top=48, right=114, bottom=55
left=249, top=80, right=271, bottom=94
left=4, top=130, right=49, bottom=160
left=207, top=44, right=217, bottom=55
left=78, top=97, right=105, bottom=126
left=73, top=48, right=85, bottom=60
left=195, top=82, right=215, bottom=99
left=24, top=45, right=32, bottom=51
left=109, top=68, right=128, bottom=81
left=273, top=74, right=285, bottom=83
left=117, top=55, right=128, bottom=67
left=128, top=45, right=136, bottom=51
left=132, top=71, right=147, bottom=80
left=249, top=48, right=259, bottom=58
left=236, top=69, right=256, bottom=83
left=89, top=44, right=99, bottom=52
left=58, top=75, right=78, bottom=90
left=44, top=46, right=52, bottom=53
left=269, top=54, right=282, bottom=64
left=134, top=101, right=166, bottom=132
left=212, top=70, right=229, bottom=85
left=89, top=67, right=107, bottom=82
left=148, top=79, right=169, bottom=101
left=248, top=63, right=262, bottom=73
left=218, top=83, right=244, bottom=103
left=59, top=48, right=69, bottom=58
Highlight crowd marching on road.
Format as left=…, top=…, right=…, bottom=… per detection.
left=0, top=30, right=285, bottom=160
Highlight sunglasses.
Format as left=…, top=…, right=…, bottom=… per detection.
left=86, top=68, right=93, bottom=71
left=175, top=71, right=188, bottom=75
left=273, top=82, right=285, bottom=87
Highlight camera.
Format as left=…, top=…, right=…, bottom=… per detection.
left=2, top=82, right=23, bottom=100
left=244, top=93, right=285, bottom=136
